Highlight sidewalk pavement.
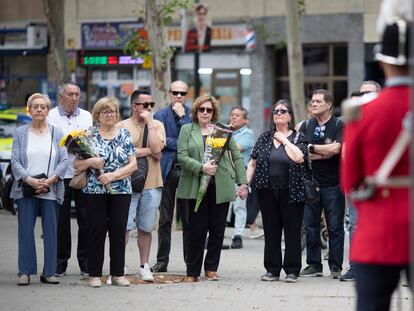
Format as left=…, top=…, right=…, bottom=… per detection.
left=0, top=210, right=410, bottom=311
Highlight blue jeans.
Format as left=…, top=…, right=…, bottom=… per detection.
left=126, top=188, right=162, bottom=232
left=347, top=199, right=357, bottom=271
left=17, top=197, right=59, bottom=276
left=304, top=184, right=345, bottom=271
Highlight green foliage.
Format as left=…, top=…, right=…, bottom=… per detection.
left=298, top=0, right=306, bottom=16
left=124, top=0, right=193, bottom=59
left=160, top=0, right=193, bottom=25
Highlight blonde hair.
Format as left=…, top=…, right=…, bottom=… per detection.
left=191, top=94, right=220, bottom=123
left=91, top=96, right=120, bottom=123
left=27, top=93, right=52, bottom=110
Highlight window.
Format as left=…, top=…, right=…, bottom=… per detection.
left=275, top=44, right=348, bottom=108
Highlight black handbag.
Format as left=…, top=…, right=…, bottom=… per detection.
left=300, top=163, right=320, bottom=204
left=22, top=127, right=54, bottom=197
left=131, top=125, right=148, bottom=193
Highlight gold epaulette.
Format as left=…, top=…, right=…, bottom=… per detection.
left=341, top=93, right=378, bottom=123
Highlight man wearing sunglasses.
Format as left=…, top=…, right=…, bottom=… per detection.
left=152, top=80, right=191, bottom=273
left=299, top=89, right=345, bottom=280
left=120, top=88, right=166, bottom=282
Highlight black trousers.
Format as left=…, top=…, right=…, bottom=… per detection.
left=187, top=183, right=229, bottom=277
left=355, top=263, right=409, bottom=311
left=156, top=166, right=190, bottom=265
left=84, top=194, right=131, bottom=277
left=56, top=179, right=89, bottom=274
left=258, top=188, right=304, bottom=277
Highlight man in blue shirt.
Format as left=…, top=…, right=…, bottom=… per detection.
left=228, top=107, right=254, bottom=249
left=152, top=80, right=191, bottom=272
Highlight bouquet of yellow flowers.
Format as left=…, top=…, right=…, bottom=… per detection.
left=60, top=129, right=114, bottom=193
left=194, top=123, right=234, bottom=212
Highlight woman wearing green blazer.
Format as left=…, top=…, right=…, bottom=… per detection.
left=177, top=95, right=248, bottom=282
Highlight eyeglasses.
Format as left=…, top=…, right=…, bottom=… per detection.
left=313, top=125, right=326, bottom=141
left=171, top=91, right=188, bottom=96
left=198, top=107, right=213, bottom=114
left=100, top=110, right=117, bottom=116
left=272, top=109, right=289, bottom=115
left=133, top=102, right=155, bottom=108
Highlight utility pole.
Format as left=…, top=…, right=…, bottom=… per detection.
left=194, top=0, right=200, bottom=98
left=285, top=0, right=306, bottom=122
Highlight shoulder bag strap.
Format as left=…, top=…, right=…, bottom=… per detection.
left=142, top=124, right=148, bottom=148
left=46, top=126, right=54, bottom=176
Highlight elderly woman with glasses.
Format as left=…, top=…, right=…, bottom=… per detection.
left=73, top=96, right=137, bottom=288
left=177, top=95, right=248, bottom=282
left=246, top=99, right=307, bottom=283
left=11, top=93, right=68, bottom=286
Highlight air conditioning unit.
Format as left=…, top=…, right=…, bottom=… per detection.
left=27, top=25, right=48, bottom=48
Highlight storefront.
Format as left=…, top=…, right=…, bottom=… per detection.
left=78, top=22, right=151, bottom=118
left=169, top=23, right=251, bottom=123
left=0, top=24, right=48, bottom=107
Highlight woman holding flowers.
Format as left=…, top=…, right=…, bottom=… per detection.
left=11, top=93, right=67, bottom=286
left=246, top=99, right=307, bottom=283
left=73, top=96, right=136, bottom=288
left=177, top=95, right=248, bottom=282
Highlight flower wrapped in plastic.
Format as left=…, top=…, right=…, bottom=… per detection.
left=194, top=123, right=234, bottom=212
left=60, top=129, right=114, bottom=193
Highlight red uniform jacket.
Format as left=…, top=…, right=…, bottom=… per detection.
left=341, top=85, right=410, bottom=265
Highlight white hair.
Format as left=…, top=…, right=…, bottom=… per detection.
left=377, top=0, right=412, bottom=34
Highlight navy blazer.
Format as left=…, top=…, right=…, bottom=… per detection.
left=154, top=104, right=191, bottom=181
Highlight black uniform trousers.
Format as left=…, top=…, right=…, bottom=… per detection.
left=355, top=264, right=410, bottom=311
left=56, top=179, right=89, bottom=274
left=258, top=188, right=304, bottom=277
left=156, top=165, right=190, bottom=265
left=84, top=194, right=131, bottom=277
left=186, top=183, right=229, bottom=277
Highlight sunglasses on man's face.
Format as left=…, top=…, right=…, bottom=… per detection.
left=272, top=109, right=289, bottom=115
left=198, top=107, right=213, bottom=114
left=134, top=102, right=155, bottom=108
left=171, top=91, right=188, bottom=96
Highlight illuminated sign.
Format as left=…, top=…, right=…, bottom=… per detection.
left=80, top=55, right=144, bottom=66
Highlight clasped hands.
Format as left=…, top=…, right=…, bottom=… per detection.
left=88, top=157, right=114, bottom=186
left=26, top=176, right=56, bottom=194
left=202, top=160, right=248, bottom=200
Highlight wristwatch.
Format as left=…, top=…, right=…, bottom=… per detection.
left=309, top=144, right=315, bottom=154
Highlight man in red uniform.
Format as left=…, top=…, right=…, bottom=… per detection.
left=341, top=20, right=411, bottom=311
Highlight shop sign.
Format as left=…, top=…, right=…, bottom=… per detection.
left=168, top=23, right=247, bottom=47
left=81, top=22, right=246, bottom=50
left=81, top=22, right=144, bottom=49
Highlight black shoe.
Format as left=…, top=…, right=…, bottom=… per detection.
left=40, top=274, right=59, bottom=284
left=300, top=265, right=323, bottom=277
left=151, top=262, right=168, bottom=273
left=231, top=236, right=243, bottom=249
left=285, top=274, right=298, bottom=283
left=222, top=244, right=230, bottom=250
left=261, top=272, right=279, bottom=281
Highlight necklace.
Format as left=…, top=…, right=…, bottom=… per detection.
left=30, top=124, right=46, bottom=134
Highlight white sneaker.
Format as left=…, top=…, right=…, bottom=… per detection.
left=138, top=263, right=154, bottom=282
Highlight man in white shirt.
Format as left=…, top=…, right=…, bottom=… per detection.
left=47, top=81, right=92, bottom=278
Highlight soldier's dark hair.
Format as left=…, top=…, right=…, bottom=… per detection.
left=130, top=88, right=151, bottom=105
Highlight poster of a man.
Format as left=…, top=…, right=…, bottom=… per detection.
left=185, top=4, right=212, bottom=52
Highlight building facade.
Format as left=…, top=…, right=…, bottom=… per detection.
left=1, top=0, right=382, bottom=136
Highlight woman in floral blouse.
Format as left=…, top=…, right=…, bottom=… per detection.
left=74, top=96, right=136, bottom=288
left=246, top=99, right=307, bottom=283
